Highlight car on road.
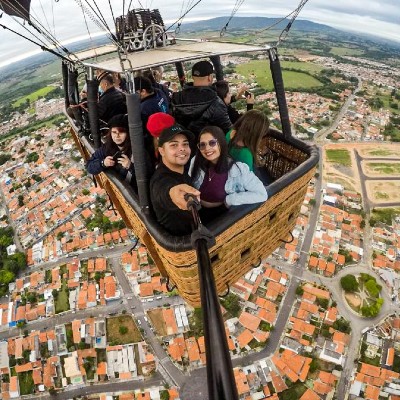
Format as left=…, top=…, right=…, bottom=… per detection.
left=137, top=320, right=141, bottom=325
left=144, top=316, right=148, bottom=322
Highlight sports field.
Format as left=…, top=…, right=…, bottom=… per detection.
left=236, top=60, right=322, bottom=90
left=13, top=86, right=57, bottom=107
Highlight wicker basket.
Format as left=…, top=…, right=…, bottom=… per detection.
left=73, top=126, right=317, bottom=307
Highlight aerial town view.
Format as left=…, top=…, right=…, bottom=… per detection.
left=0, top=1, right=400, bottom=400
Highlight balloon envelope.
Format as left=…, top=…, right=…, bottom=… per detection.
left=0, top=0, right=31, bottom=20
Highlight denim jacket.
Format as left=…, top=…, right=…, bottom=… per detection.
left=189, top=157, right=268, bottom=207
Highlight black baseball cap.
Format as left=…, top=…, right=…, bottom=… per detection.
left=192, top=60, right=214, bottom=77
left=158, top=124, right=194, bottom=147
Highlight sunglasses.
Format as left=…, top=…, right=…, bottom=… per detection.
left=197, top=139, right=218, bottom=150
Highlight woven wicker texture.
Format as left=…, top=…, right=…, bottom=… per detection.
left=75, top=128, right=316, bottom=306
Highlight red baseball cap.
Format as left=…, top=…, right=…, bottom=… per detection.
left=146, top=112, right=175, bottom=137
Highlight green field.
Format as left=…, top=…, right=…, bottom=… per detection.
left=236, top=60, right=322, bottom=90
left=368, top=149, right=396, bottom=156
left=326, top=149, right=351, bottom=166
left=13, top=86, right=56, bottom=107
left=281, top=60, right=325, bottom=74
left=107, top=315, right=142, bottom=345
left=330, top=46, right=364, bottom=56
left=366, top=162, right=400, bottom=175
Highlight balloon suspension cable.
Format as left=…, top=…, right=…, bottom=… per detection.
left=220, top=0, right=244, bottom=37
left=1, top=0, right=81, bottom=62
left=275, top=0, right=309, bottom=47
left=0, top=22, right=74, bottom=63
left=164, top=0, right=203, bottom=32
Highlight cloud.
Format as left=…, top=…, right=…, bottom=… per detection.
left=0, top=0, right=399, bottom=67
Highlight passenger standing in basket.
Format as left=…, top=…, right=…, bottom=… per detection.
left=189, top=126, right=268, bottom=222
left=150, top=124, right=200, bottom=236
left=171, top=60, right=232, bottom=137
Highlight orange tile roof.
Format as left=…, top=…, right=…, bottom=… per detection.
left=237, top=329, right=254, bottom=349
left=186, top=337, right=200, bottom=362
left=163, top=308, right=178, bottom=336
left=239, top=312, right=260, bottom=332
left=270, top=370, right=287, bottom=393
left=97, top=362, right=107, bottom=376
left=139, top=282, right=153, bottom=297
left=300, top=388, right=321, bottom=400
left=364, top=384, right=380, bottom=400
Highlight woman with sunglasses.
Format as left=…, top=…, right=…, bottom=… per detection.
left=189, top=126, right=267, bottom=218
left=86, top=114, right=152, bottom=192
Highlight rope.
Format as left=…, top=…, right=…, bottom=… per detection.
left=164, top=0, right=203, bottom=32
left=276, top=0, right=309, bottom=47
left=220, top=0, right=245, bottom=37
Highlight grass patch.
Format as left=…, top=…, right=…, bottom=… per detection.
left=326, top=149, right=351, bottom=166
left=281, top=60, right=325, bottom=74
left=366, top=162, right=400, bottom=175
left=147, top=309, right=167, bottom=336
left=370, top=208, right=400, bottom=226
left=12, top=86, right=57, bottom=107
left=18, top=371, right=34, bottom=395
left=106, top=315, right=141, bottom=345
left=280, top=383, right=308, bottom=399
left=236, top=60, right=323, bottom=91
left=55, top=280, right=70, bottom=314
left=330, top=46, right=364, bottom=56
left=368, top=149, right=396, bottom=156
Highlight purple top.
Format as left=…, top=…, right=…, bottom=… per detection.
left=199, top=168, right=228, bottom=203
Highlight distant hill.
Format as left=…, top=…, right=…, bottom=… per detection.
left=1, top=16, right=399, bottom=77
left=180, top=16, right=340, bottom=35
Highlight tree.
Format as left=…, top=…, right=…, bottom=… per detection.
left=18, top=195, right=24, bottom=207
left=340, top=275, right=358, bottom=292
left=52, top=289, right=59, bottom=299
left=296, top=285, right=304, bottom=296
left=53, top=161, right=61, bottom=169
left=82, top=188, right=90, bottom=196
left=220, top=293, right=241, bottom=317
left=333, top=317, right=351, bottom=334
left=119, top=326, right=128, bottom=335
left=160, top=390, right=170, bottom=400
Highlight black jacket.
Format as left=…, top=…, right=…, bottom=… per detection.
left=171, top=86, right=232, bottom=136
left=150, top=162, right=193, bottom=236
left=98, top=87, right=127, bottom=123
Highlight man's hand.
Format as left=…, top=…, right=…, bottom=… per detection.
left=169, top=184, right=200, bottom=210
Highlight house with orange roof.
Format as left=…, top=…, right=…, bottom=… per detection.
left=234, top=368, right=250, bottom=398
left=9, top=376, right=19, bottom=398
left=270, top=370, right=288, bottom=393
left=87, top=282, right=97, bottom=308
left=43, top=356, right=59, bottom=388
left=319, top=338, right=345, bottom=366
left=104, top=275, right=120, bottom=301
left=185, top=337, right=201, bottom=366
left=95, top=258, right=107, bottom=272
left=239, top=312, right=260, bottom=332
left=324, top=307, right=338, bottom=325
left=167, top=336, right=186, bottom=363
left=162, top=308, right=179, bottom=336
left=237, top=329, right=254, bottom=349
left=139, top=282, right=153, bottom=298
left=300, top=388, right=321, bottom=400
left=137, top=342, right=156, bottom=374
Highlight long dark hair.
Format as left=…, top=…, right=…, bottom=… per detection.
left=104, top=127, right=132, bottom=158
left=191, top=126, right=234, bottom=181
left=230, top=109, right=270, bottom=165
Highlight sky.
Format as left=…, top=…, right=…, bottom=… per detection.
left=0, top=0, right=399, bottom=68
